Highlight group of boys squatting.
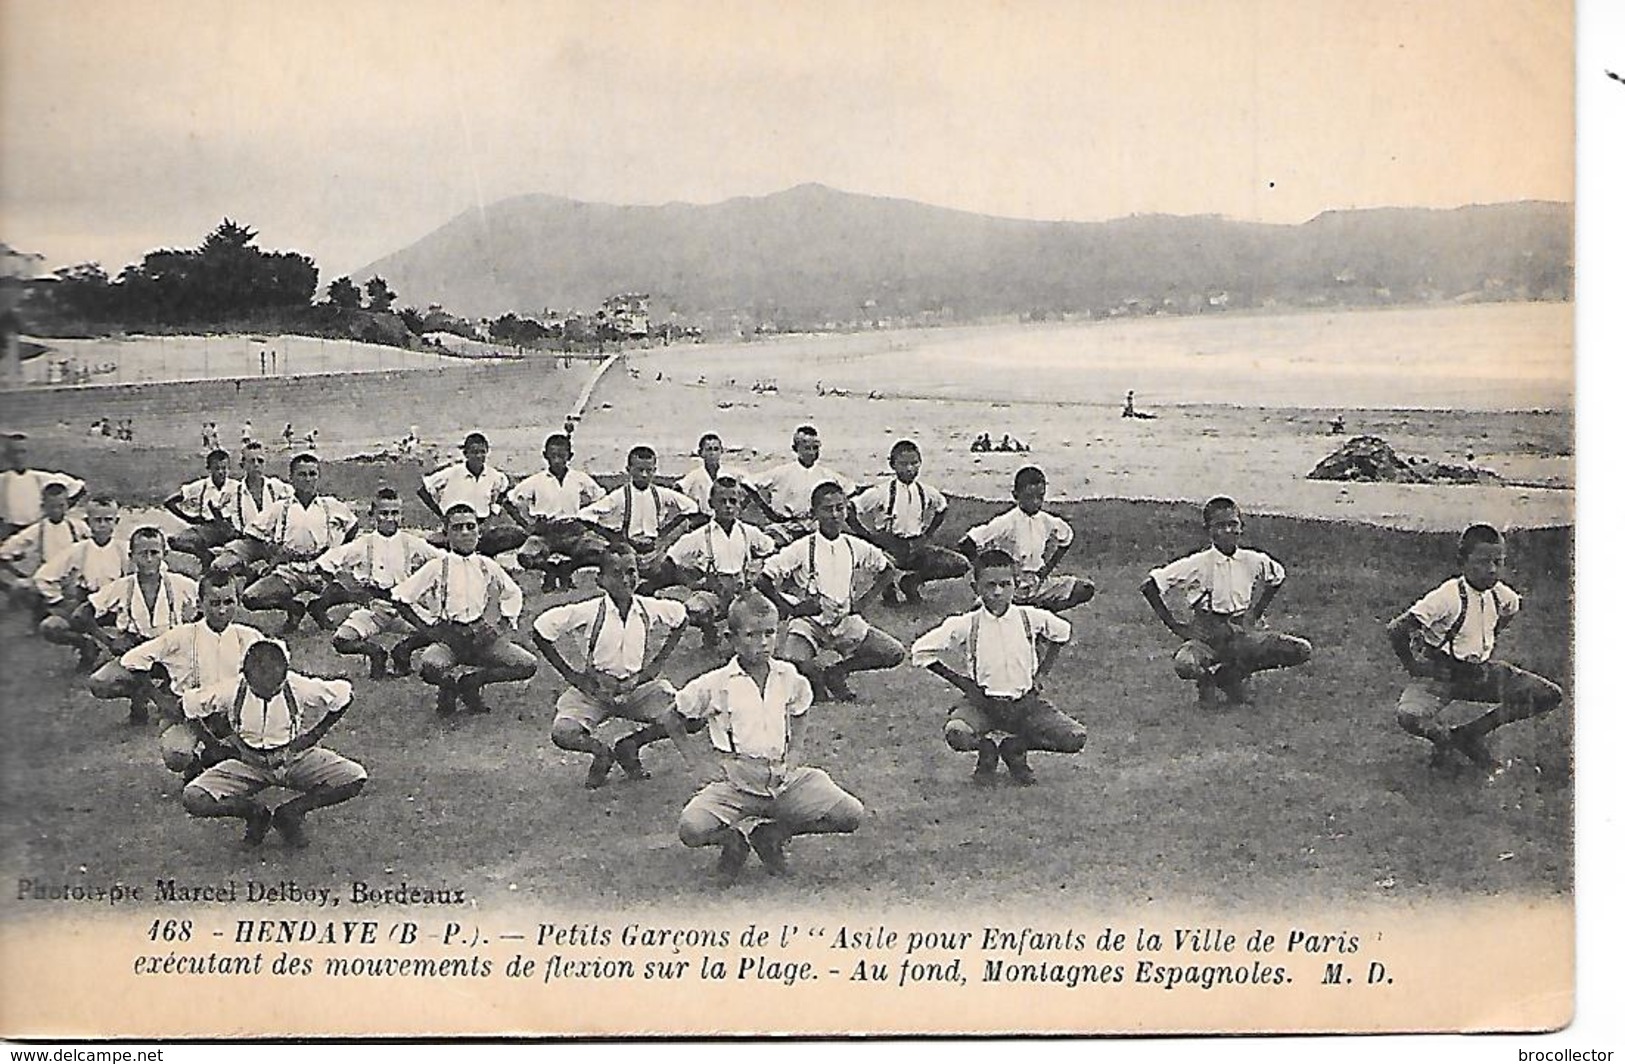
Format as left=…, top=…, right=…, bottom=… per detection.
left=0, top=424, right=1564, bottom=884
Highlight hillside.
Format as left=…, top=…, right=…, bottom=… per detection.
left=357, top=184, right=1573, bottom=326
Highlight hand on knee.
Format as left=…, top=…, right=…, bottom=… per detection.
left=550, top=720, right=592, bottom=750
left=1052, top=730, right=1088, bottom=755
left=944, top=724, right=981, bottom=752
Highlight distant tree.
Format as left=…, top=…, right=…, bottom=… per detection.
left=326, top=276, right=362, bottom=310
left=50, top=263, right=115, bottom=319
left=364, top=275, right=396, bottom=312
left=398, top=306, right=425, bottom=334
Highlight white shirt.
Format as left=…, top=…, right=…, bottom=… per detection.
left=249, top=495, right=358, bottom=559
left=1, top=517, right=91, bottom=575
left=508, top=468, right=605, bottom=520
left=224, top=477, right=295, bottom=533
left=119, top=620, right=271, bottom=694
left=392, top=551, right=523, bottom=624
left=0, top=469, right=84, bottom=526
left=911, top=605, right=1071, bottom=698
left=1148, top=546, right=1286, bottom=615
left=1408, top=577, right=1521, bottom=663
left=964, top=507, right=1075, bottom=573
left=183, top=672, right=352, bottom=750
left=316, top=530, right=440, bottom=589
left=761, top=532, right=890, bottom=610
left=173, top=476, right=240, bottom=523
left=754, top=461, right=856, bottom=519
left=676, top=658, right=812, bottom=761
left=422, top=463, right=511, bottom=520
left=89, top=571, right=199, bottom=638
left=579, top=484, right=698, bottom=540
left=677, top=464, right=752, bottom=515
left=33, top=538, right=129, bottom=603
left=852, top=478, right=948, bottom=538
left=667, top=520, right=776, bottom=578
left=533, top=593, right=687, bottom=678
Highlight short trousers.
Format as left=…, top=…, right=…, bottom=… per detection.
left=785, top=613, right=871, bottom=656
left=554, top=679, right=677, bottom=729
left=682, top=765, right=854, bottom=829
left=946, top=691, right=1088, bottom=750
left=187, top=747, right=367, bottom=800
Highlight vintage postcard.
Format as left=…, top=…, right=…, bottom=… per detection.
left=0, top=0, right=1581, bottom=1042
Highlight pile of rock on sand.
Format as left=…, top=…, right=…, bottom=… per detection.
left=1308, top=436, right=1500, bottom=485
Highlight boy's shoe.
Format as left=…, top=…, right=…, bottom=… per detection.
left=279, top=606, right=305, bottom=635
left=612, top=736, right=652, bottom=781
left=271, top=807, right=310, bottom=849
left=367, top=651, right=389, bottom=681
left=1196, top=677, right=1223, bottom=708
left=584, top=746, right=616, bottom=789
left=716, top=829, right=751, bottom=884
left=748, top=823, right=791, bottom=876
left=972, top=739, right=1002, bottom=785
left=126, top=700, right=150, bottom=726
left=457, top=676, right=491, bottom=714
left=999, top=738, right=1037, bottom=786
left=1215, top=667, right=1253, bottom=705
left=75, top=644, right=102, bottom=672
left=823, top=671, right=859, bottom=703
left=434, top=684, right=459, bottom=716
left=242, top=806, right=274, bottom=848
left=1452, top=730, right=1501, bottom=771
left=389, top=645, right=416, bottom=677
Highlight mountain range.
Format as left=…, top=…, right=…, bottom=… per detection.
left=356, top=184, right=1573, bottom=325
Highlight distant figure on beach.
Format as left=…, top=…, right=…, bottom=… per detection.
left=304, top=428, right=319, bottom=450
left=89, top=420, right=105, bottom=439
left=259, top=351, right=267, bottom=375
left=970, top=433, right=992, bottom=453
left=270, top=350, right=278, bottom=374
left=241, top=420, right=255, bottom=446
left=282, top=423, right=296, bottom=449
left=1122, top=390, right=1157, bottom=420
left=1330, top=414, right=1346, bottom=435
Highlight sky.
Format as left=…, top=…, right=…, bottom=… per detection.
left=0, top=0, right=1574, bottom=279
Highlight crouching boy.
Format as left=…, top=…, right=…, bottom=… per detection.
left=911, top=550, right=1084, bottom=785
left=671, top=592, right=864, bottom=884
left=1140, top=496, right=1312, bottom=706
left=180, top=640, right=366, bottom=848
left=1386, top=523, right=1564, bottom=772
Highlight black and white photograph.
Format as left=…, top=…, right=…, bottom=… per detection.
left=0, top=0, right=1596, bottom=1046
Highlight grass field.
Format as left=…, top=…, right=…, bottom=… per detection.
left=0, top=448, right=1573, bottom=913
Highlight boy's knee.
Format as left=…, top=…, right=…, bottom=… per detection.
left=1069, top=580, right=1097, bottom=608
left=551, top=719, right=591, bottom=748
left=1286, top=638, right=1313, bottom=666
left=944, top=721, right=981, bottom=751
left=38, top=616, right=71, bottom=641
left=876, top=639, right=906, bottom=668
left=1534, top=679, right=1565, bottom=712
left=1049, top=726, right=1088, bottom=755
left=332, top=631, right=365, bottom=654
left=677, top=810, right=721, bottom=848
left=823, top=795, right=863, bottom=833
left=180, top=786, right=215, bottom=816
left=1173, top=654, right=1205, bottom=680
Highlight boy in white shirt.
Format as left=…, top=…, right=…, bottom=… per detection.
left=316, top=488, right=442, bottom=678
left=0, top=433, right=84, bottom=537
left=577, top=445, right=704, bottom=592
left=678, top=433, right=752, bottom=516
left=665, top=477, right=776, bottom=649
left=36, top=496, right=129, bottom=668
left=1386, top=524, right=1564, bottom=772
left=504, top=432, right=608, bottom=591
left=76, top=528, right=200, bottom=712
left=757, top=481, right=904, bottom=703
left=1, top=483, right=90, bottom=611
left=163, top=449, right=240, bottom=567
left=958, top=466, right=1096, bottom=613
left=95, top=572, right=271, bottom=776
left=1140, top=497, right=1313, bottom=706
left=912, top=550, right=1084, bottom=785
left=214, top=442, right=295, bottom=553
left=391, top=504, right=536, bottom=716
left=533, top=542, right=689, bottom=789
left=748, top=425, right=858, bottom=547
left=180, top=640, right=366, bottom=849
left=850, top=439, right=969, bottom=607
left=670, top=592, right=864, bottom=884
left=229, top=453, right=358, bottom=632
left=419, top=432, right=523, bottom=556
